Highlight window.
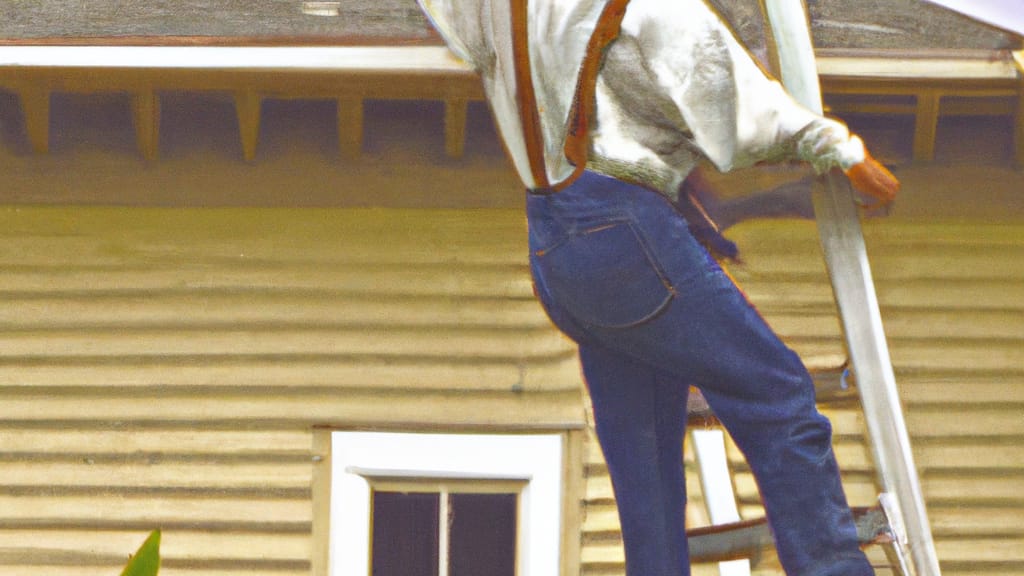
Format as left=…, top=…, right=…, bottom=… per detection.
left=371, top=486, right=519, bottom=576
left=330, top=432, right=563, bottom=576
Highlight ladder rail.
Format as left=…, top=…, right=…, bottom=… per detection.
left=759, top=2, right=942, bottom=575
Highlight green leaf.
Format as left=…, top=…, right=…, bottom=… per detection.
left=120, top=530, right=161, bottom=576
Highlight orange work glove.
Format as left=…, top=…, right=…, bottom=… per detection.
left=844, top=150, right=900, bottom=205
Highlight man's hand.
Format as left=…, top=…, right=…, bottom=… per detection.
left=845, top=150, right=900, bottom=205
left=797, top=120, right=900, bottom=206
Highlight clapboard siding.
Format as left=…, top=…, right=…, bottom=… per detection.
left=0, top=389, right=583, bottom=427
left=0, top=295, right=551, bottom=329
left=0, top=206, right=584, bottom=574
left=0, top=357, right=578, bottom=391
left=0, top=530, right=310, bottom=558
left=0, top=266, right=535, bottom=298
left=4, top=204, right=1022, bottom=574
left=0, top=568, right=305, bottom=576
left=581, top=220, right=1024, bottom=575
left=0, top=327, right=570, bottom=361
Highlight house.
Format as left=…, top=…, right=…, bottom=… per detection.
left=0, top=1, right=1022, bottom=575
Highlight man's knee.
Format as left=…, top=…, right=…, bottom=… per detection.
left=785, top=413, right=835, bottom=465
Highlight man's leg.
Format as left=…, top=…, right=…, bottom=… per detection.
left=610, top=245, right=874, bottom=575
left=556, top=180, right=873, bottom=575
left=694, top=337, right=873, bottom=576
left=527, top=173, right=870, bottom=575
left=587, top=274, right=873, bottom=575
left=579, top=342, right=691, bottom=576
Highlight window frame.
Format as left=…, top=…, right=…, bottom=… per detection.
left=327, top=431, right=565, bottom=576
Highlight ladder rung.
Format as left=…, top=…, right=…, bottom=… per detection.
left=687, top=507, right=895, bottom=565
left=686, top=363, right=859, bottom=425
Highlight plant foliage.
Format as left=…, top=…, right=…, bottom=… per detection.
left=120, top=530, right=161, bottom=576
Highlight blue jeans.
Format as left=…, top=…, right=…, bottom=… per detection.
left=527, top=171, right=873, bottom=576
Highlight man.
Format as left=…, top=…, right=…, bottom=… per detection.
left=417, top=0, right=898, bottom=574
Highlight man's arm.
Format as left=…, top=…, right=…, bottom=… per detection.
left=616, top=0, right=898, bottom=202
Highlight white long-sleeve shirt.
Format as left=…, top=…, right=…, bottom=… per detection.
left=417, top=0, right=865, bottom=196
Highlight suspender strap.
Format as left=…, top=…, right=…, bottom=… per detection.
left=512, top=0, right=631, bottom=192
left=562, top=0, right=631, bottom=190
left=510, top=0, right=552, bottom=189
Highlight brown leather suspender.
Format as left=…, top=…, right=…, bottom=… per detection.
left=510, top=0, right=631, bottom=191
left=563, top=0, right=631, bottom=189
left=510, top=0, right=553, bottom=189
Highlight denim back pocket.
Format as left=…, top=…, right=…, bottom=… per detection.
left=534, top=220, right=675, bottom=329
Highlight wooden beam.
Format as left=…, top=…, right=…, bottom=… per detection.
left=444, top=97, right=468, bottom=158
left=16, top=85, right=50, bottom=154
left=1015, top=50, right=1024, bottom=169
left=310, top=429, right=332, bottom=576
left=337, top=97, right=364, bottom=159
left=914, top=90, right=941, bottom=162
left=560, top=429, right=584, bottom=576
left=131, top=89, right=160, bottom=161
left=234, top=90, right=262, bottom=162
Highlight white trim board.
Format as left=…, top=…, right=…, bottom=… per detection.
left=330, top=431, right=564, bottom=576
